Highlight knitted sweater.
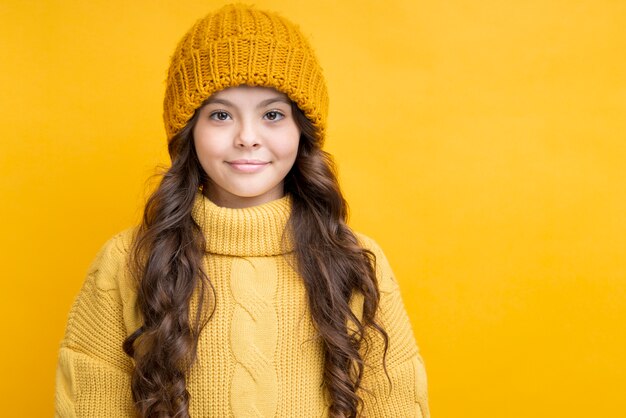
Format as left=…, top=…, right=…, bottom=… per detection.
left=55, top=192, right=430, bottom=417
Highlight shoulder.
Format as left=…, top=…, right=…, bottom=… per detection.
left=62, top=227, right=139, bottom=344
left=352, top=231, right=385, bottom=258
left=83, top=227, right=137, bottom=295
left=59, top=228, right=139, bottom=376
left=352, top=230, right=400, bottom=294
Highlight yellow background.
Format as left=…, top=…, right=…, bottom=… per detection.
left=1, top=0, right=625, bottom=416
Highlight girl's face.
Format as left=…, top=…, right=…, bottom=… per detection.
left=193, top=85, right=300, bottom=208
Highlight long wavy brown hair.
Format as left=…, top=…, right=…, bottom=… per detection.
left=123, top=98, right=389, bottom=417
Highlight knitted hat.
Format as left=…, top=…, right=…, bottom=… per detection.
left=163, top=4, right=329, bottom=144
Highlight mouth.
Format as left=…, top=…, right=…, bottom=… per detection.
left=227, top=159, right=270, bottom=165
left=226, top=160, right=270, bottom=173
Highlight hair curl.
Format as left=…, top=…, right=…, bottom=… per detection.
left=123, top=100, right=389, bottom=417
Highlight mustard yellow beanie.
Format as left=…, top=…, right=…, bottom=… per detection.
left=163, top=4, right=329, bottom=144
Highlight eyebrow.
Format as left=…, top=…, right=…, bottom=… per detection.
left=205, top=96, right=291, bottom=108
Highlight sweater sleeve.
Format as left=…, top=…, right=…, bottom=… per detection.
left=55, top=231, right=137, bottom=418
left=354, top=233, right=431, bottom=418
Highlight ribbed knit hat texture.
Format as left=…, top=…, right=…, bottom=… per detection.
left=163, top=4, right=328, bottom=144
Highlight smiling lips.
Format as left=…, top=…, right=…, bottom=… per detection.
left=226, top=159, right=270, bottom=173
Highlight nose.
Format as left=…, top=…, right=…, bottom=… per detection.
left=235, top=118, right=260, bottom=148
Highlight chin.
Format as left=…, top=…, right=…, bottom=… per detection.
left=229, top=184, right=278, bottom=197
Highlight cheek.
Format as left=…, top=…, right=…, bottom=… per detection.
left=274, top=142, right=299, bottom=161
left=194, top=132, right=224, bottom=164
left=273, top=127, right=301, bottom=160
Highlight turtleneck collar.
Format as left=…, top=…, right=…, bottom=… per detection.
left=191, top=191, right=294, bottom=256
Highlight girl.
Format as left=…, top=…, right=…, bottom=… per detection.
left=55, top=4, right=430, bottom=418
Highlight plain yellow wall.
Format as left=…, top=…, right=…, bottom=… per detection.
left=1, top=0, right=625, bottom=416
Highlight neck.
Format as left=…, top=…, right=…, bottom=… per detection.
left=202, top=184, right=286, bottom=209
left=191, top=191, right=294, bottom=256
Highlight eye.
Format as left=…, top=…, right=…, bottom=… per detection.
left=209, top=111, right=231, bottom=121
left=264, top=110, right=285, bottom=121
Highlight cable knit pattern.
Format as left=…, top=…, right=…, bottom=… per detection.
left=55, top=191, right=430, bottom=417
left=230, top=258, right=279, bottom=417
